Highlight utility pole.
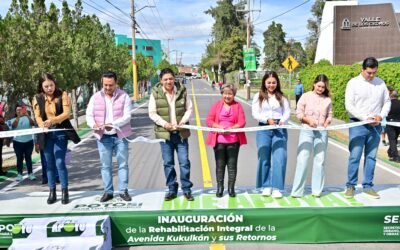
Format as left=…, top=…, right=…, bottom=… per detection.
left=166, top=38, right=173, bottom=62
left=130, top=1, right=154, bottom=101
left=130, top=0, right=138, bottom=101
left=236, top=0, right=260, bottom=100
left=245, top=0, right=251, bottom=101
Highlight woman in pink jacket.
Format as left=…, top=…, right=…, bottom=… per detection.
left=206, top=84, right=247, bottom=198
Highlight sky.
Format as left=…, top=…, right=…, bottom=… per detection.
left=0, top=0, right=399, bottom=65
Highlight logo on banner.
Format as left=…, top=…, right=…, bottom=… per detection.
left=47, top=220, right=86, bottom=237
left=11, top=224, right=33, bottom=238
left=0, top=223, right=14, bottom=236
left=73, top=197, right=142, bottom=211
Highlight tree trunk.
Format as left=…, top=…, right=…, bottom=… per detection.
left=71, top=88, right=79, bottom=128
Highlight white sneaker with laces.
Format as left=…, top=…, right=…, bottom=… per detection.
left=272, top=189, right=283, bottom=198
left=262, top=187, right=272, bottom=196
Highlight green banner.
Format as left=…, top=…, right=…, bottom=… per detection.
left=1, top=206, right=400, bottom=247
left=110, top=207, right=400, bottom=246
left=243, top=48, right=256, bottom=71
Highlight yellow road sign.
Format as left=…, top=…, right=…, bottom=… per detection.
left=282, top=55, right=299, bottom=72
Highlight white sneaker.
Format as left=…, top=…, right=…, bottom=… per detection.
left=262, top=188, right=272, bottom=196
left=272, top=190, right=283, bottom=199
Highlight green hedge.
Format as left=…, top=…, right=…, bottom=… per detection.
left=298, top=62, right=400, bottom=121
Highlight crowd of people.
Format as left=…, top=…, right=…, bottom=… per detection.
left=0, top=56, right=397, bottom=205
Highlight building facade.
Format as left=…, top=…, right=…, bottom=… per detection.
left=315, top=1, right=400, bottom=65
left=114, top=34, right=162, bottom=66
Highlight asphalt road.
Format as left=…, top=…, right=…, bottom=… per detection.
left=2, top=79, right=400, bottom=250
left=3, top=79, right=400, bottom=194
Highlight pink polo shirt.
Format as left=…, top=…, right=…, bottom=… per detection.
left=296, top=91, right=332, bottom=127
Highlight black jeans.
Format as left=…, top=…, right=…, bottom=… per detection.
left=296, top=94, right=302, bottom=106
left=386, top=125, right=400, bottom=158
left=213, top=142, right=240, bottom=186
left=13, top=140, right=34, bottom=175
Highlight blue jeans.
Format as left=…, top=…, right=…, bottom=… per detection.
left=13, top=140, right=34, bottom=175
left=256, top=128, right=288, bottom=190
left=97, top=134, right=129, bottom=194
left=291, top=130, right=328, bottom=197
left=44, top=131, right=68, bottom=189
left=347, top=123, right=381, bottom=189
left=160, top=133, right=193, bottom=193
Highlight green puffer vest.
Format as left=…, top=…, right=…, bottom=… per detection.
left=153, top=82, right=190, bottom=140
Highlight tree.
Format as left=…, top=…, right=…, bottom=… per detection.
left=157, top=59, right=178, bottom=75
left=305, top=0, right=325, bottom=65
left=263, top=21, right=286, bottom=70
left=203, top=0, right=247, bottom=80
left=286, top=39, right=306, bottom=68
left=0, top=0, right=36, bottom=118
left=129, top=53, right=156, bottom=82
left=250, top=41, right=261, bottom=69
left=221, top=27, right=246, bottom=72
left=0, top=0, right=131, bottom=124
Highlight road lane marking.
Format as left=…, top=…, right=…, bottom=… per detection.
left=210, top=244, right=226, bottom=250
left=191, top=83, right=213, bottom=188
left=328, top=140, right=400, bottom=178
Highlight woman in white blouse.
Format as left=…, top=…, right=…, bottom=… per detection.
left=252, top=71, right=290, bottom=198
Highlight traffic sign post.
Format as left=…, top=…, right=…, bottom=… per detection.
left=282, top=55, right=300, bottom=101
left=282, top=55, right=299, bottom=73
left=243, top=48, right=256, bottom=71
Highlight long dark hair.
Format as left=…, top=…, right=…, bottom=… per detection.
left=312, top=74, right=330, bottom=97
left=37, top=73, right=63, bottom=98
left=258, top=71, right=285, bottom=106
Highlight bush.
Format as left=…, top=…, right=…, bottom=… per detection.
left=298, top=62, right=400, bottom=121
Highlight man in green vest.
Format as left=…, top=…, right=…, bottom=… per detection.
left=149, top=68, right=194, bottom=201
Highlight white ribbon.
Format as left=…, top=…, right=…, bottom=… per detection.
left=95, top=125, right=165, bottom=144
left=179, top=120, right=374, bottom=133
left=0, top=120, right=391, bottom=141
left=386, top=122, right=400, bottom=127
left=0, top=128, right=72, bottom=138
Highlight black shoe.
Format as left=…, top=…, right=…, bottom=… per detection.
left=389, top=157, right=400, bottom=163
left=47, top=188, right=57, bottom=204
left=42, top=179, right=48, bottom=185
left=119, top=189, right=132, bottom=201
left=0, top=171, right=7, bottom=176
left=100, top=193, right=114, bottom=202
left=56, top=178, right=60, bottom=184
left=183, top=192, right=194, bottom=201
left=228, top=187, right=236, bottom=197
left=216, top=186, right=224, bottom=198
left=61, top=188, right=69, bottom=204
left=164, top=192, right=177, bottom=201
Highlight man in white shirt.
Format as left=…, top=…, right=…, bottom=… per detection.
left=344, top=57, right=391, bottom=199
left=86, top=71, right=133, bottom=202
left=148, top=68, right=194, bottom=201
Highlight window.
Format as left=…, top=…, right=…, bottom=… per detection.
left=144, top=46, right=153, bottom=51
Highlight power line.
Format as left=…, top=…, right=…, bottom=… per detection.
left=103, top=0, right=131, bottom=20
left=254, top=0, right=311, bottom=26
left=56, top=0, right=130, bottom=27
left=82, top=0, right=130, bottom=26
left=86, top=0, right=130, bottom=25
left=147, top=0, right=170, bottom=39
